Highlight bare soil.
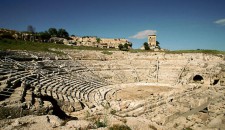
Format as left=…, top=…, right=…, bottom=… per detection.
left=116, top=85, right=173, bottom=100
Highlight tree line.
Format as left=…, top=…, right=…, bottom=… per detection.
left=118, top=43, right=132, bottom=51
left=0, top=25, right=70, bottom=42
left=26, top=25, right=70, bottom=41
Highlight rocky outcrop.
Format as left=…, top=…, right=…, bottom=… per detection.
left=70, top=36, right=132, bottom=49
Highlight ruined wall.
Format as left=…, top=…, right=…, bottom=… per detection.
left=70, top=36, right=130, bottom=48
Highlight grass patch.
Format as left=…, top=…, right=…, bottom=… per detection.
left=101, top=50, right=113, bottom=55
left=166, top=49, right=225, bottom=55
left=73, top=45, right=109, bottom=51
left=2, top=39, right=224, bottom=55
left=0, top=39, right=116, bottom=53
left=95, top=119, right=107, bottom=128
left=0, top=106, right=21, bottom=119
left=92, top=115, right=107, bottom=128
left=129, top=49, right=146, bottom=53
left=0, top=39, right=73, bottom=53
left=129, top=49, right=225, bottom=55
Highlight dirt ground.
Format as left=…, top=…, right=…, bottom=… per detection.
left=116, top=85, right=173, bottom=100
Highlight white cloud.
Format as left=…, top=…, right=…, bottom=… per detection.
left=129, top=30, right=157, bottom=39
left=214, top=18, right=225, bottom=26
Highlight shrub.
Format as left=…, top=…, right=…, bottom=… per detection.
left=0, top=106, right=21, bottom=119
left=118, top=44, right=123, bottom=50
left=95, top=119, right=107, bottom=128
left=110, top=109, right=116, bottom=115
left=0, top=33, right=14, bottom=40
left=96, top=38, right=101, bottom=43
left=118, top=43, right=131, bottom=51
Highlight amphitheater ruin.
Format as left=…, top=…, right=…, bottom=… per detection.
left=0, top=50, right=225, bottom=129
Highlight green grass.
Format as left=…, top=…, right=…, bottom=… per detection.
left=129, top=49, right=148, bottom=53
left=0, top=39, right=116, bottom=54
left=0, top=39, right=74, bottom=53
left=165, top=49, right=225, bottom=55
left=1, top=39, right=225, bottom=55
left=129, top=49, right=225, bottom=55
left=101, top=50, right=113, bottom=55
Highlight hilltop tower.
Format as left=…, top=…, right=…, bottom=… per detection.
left=148, top=35, right=156, bottom=48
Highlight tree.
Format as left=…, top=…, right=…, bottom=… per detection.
left=118, top=43, right=132, bottom=51
left=124, top=43, right=129, bottom=50
left=156, top=41, right=161, bottom=49
left=118, top=44, right=123, bottom=50
left=48, top=28, right=58, bottom=37
left=96, top=38, right=101, bottom=43
left=156, top=41, right=160, bottom=46
left=39, top=31, right=51, bottom=42
left=129, top=43, right=132, bottom=48
left=58, top=28, right=69, bottom=38
left=27, top=25, right=35, bottom=34
left=143, top=42, right=150, bottom=50
left=0, top=32, right=14, bottom=39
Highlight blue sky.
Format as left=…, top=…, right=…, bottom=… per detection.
left=0, top=0, right=225, bottom=50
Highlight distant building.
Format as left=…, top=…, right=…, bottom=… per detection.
left=140, top=34, right=162, bottom=51
left=148, top=35, right=156, bottom=49
left=70, top=36, right=131, bottom=49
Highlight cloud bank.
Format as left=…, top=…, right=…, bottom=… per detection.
left=130, top=30, right=157, bottom=39
left=214, top=18, right=225, bottom=26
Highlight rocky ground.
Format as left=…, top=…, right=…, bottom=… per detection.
left=0, top=50, right=225, bottom=130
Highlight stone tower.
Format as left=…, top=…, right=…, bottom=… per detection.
left=148, top=35, right=156, bottom=48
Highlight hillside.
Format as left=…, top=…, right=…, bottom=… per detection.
left=1, top=38, right=225, bottom=55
